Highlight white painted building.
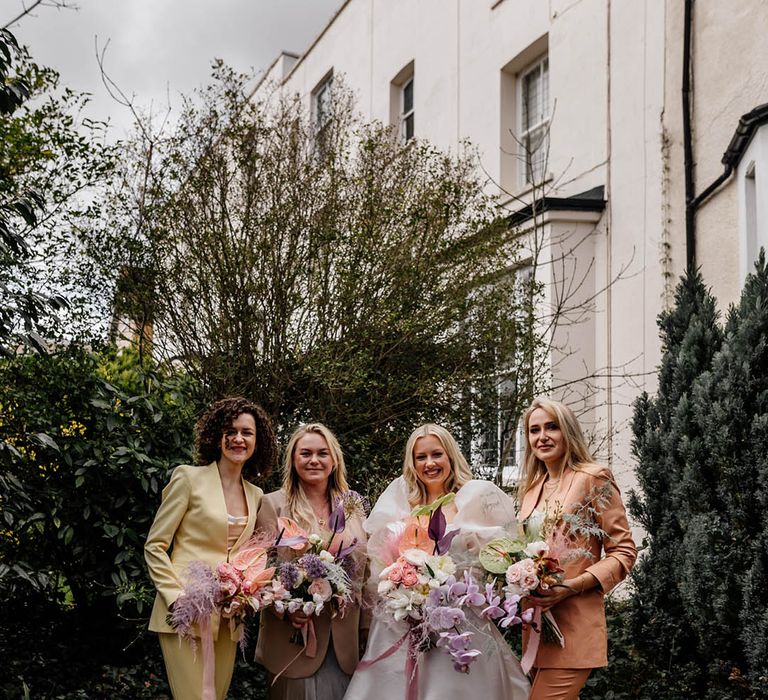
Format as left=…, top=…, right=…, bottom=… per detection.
left=254, top=0, right=768, bottom=494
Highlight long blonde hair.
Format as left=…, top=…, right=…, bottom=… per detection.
left=281, top=423, right=350, bottom=530
left=519, top=397, right=594, bottom=498
left=403, top=424, right=474, bottom=507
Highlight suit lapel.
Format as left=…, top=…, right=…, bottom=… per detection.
left=518, top=476, right=545, bottom=521
left=231, top=481, right=259, bottom=553
left=555, top=465, right=579, bottom=511
left=202, top=462, right=229, bottom=548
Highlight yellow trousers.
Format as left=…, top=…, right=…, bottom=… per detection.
left=529, top=668, right=592, bottom=700
left=158, top=632, right=238, bottom=700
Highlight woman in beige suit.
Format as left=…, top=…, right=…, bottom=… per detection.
left=517, top=397, right=637, bottom=700
left=145, top=397, right=277, bottom=700
left=255, top=423, right=368, bottom=700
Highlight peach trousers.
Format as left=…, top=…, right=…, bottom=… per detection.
left=529, top=668, right=592, bottom=700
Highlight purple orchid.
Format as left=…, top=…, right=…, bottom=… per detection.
left=498, top=595, right=523, bottom=628
left=455, top=570, right=485, bottom=608
left=481, top=582, right=505, bottom=620
left=436, top=631, right=482, bottom=673
left=448, top=578, right=467, bottom=599
left=426, top=605, right=466, bottom=631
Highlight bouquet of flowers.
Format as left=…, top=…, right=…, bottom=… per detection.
left=478, top=532, right=566, bottom=673
left=266, top=491, right=367, bottom=648
left=365, top=494, right=519, bottom=680
left=169, top=538, right=276, bottom=645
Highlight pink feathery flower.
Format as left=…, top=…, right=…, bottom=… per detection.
left=170, top=561, right=221, bottom=639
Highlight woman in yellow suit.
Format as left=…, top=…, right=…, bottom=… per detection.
left=145, top=396, right=277, bottom=700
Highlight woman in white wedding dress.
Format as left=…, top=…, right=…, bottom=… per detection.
left=344, top=424, right=530, bottom=700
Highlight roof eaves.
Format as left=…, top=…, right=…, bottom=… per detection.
left=722, top=102, right=768, bottom=168
left=506, top=186, right=606, bottom=227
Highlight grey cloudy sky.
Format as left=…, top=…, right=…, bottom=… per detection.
left=8, top=0, right=342, bottom=138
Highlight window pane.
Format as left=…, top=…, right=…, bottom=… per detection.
left=525, top=125, right=547, bottom=183
left=522, top=69, right=539, bottom=130
left=403, top=79, right=413, bottom=113
left=404, top=113, right=414, bottom=141
left=316, top=78, right=333, bottom=126
left=541, top=58, right=549, bottom=121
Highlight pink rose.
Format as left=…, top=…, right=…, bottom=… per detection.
left=308, top=577, right=333, bottom=602
left=220, top=578, right=239, bottom=597
left=520, top=558, right=537, bottom=574
left=520, top=573, right=540, bottom=592
left=401, top=570, right=419, bottom=587
left=505, top=561, right=524, bottom=585
left=217, top=562, right=242, bottom=596
left=387, top=562, right=405, bottom=584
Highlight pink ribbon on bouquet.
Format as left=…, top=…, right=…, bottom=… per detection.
left=521, top=608, right=565, bottom=675
left=356, top=627, right=419, bottom=700
left=521, top=606, right=542, bottom=674
left=198, top=614, right=216, bottom=700
left=270, top=618, right=318, bottom=686
left=302, top=618, right=318, bottom=658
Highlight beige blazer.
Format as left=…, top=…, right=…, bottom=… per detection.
left=517, top=463, right=637, bottom=669
left=253, top=490, right=369, bottom=678
left=144, top=461, right=263, bottom=638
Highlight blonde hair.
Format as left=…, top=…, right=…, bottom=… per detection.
left=519, top=397, right=595, bottom=498
left=281, top=423, right=350, bottom=530
left=402, top=424, right=474, bottom=507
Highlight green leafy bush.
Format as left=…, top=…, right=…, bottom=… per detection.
left=0, top=345, right=199, bottom=696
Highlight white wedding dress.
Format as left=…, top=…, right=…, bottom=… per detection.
left=344, top=477, right=530, bottom=700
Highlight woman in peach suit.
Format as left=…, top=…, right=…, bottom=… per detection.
left=145, top=397, right=277, bottom=700
left=517, top=398, right=636, bottom=700
left=254, top=423, right=369, bottom=700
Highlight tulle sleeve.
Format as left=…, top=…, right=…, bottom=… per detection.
left=450, top=480, right=520, bottom=570
left=363, top=476, right=411, bottom=535
left=453, top=480, right=518, bottom=532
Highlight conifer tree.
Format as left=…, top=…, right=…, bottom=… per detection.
left=681, top=251, right=768, bottom=694
left=629, top=269, right=722, bottom=696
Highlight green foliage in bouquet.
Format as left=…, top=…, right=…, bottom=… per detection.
left=0, top=345, right=200, bottom=697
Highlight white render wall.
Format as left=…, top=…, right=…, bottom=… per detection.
left=663, top=1, right=768, bottom=310
left=253, top=0, right=768, bottom=493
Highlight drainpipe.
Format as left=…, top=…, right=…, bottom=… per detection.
left=682, top=0, right=696, bottom=270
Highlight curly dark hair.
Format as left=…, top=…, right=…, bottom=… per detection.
left=194, top=397, right=277, bottom=481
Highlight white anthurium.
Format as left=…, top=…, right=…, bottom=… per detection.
left=523, top=540, right=548, bottom=557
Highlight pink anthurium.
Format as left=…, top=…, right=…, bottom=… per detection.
left=276, top=516, right=309, bottom=550
left=230, top=544, right=269, bottom=572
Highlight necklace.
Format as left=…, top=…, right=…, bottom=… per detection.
left=311, top=503, right=331, bottom=527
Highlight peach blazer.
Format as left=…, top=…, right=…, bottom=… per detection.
left=253, top=490, right=369, bottom=678
left=517, top=463, right=636, bottom=669
left=144, top=461, right=264, bottom=638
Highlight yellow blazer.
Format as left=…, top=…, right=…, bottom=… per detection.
left=517, top=463, right=636, bottom=669
left=253, top=490, right=369, bottom=678
left=144, top=461, right=264, bottom=638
